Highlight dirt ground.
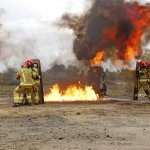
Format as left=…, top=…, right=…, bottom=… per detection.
left=0, top=97, right=150, bottom=150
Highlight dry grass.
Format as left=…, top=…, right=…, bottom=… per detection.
left=0, top=85, right=15, bottom=98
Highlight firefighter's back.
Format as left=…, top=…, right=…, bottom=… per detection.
left=18, top=67, right=34, bottom=87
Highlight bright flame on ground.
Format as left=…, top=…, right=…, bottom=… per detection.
left=90, top=51, right=104, bottom=65
left=44, top=83, right=99, bottom=102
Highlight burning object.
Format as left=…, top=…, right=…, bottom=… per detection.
left=44, top=83, right=99, bottom=102
left=44, top=66, right=106, bottom=102
left=45, top=0, right=150, bottom=102
left=60, top=0, right=150, bottom=67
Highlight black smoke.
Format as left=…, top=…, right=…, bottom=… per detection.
left=59, top=0, right=150, bottom=66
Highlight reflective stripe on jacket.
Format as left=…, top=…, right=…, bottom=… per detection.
left=17, top=67, right=35, bottom=88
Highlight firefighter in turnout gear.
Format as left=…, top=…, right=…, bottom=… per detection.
left=134, top=61, right=150, bottom=100
left=146, top=62, right=150, bottom=82
left=147, top=62, right=150, bottom=91
left=13, top=60, right=35, bottom=107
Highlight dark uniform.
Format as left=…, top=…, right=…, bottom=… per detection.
left=100, top=71, right=107, bottom=96
left=87, top=66, right=106, bottom=97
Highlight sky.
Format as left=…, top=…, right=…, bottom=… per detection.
left=0, top=0, right=87, bottom=23
left=0, top=0, right=149, bottom=72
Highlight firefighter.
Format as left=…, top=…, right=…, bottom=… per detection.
left=25, top=61, right=41, bottom=104
left=13, top=60, right=35, bottom=107
left=136, top=61, right=150, bottom=100
left=147, top=62, right=150, bottom=89
left=100, top=71, right=107, bottom=96
left=32, top=65, right=40, bottom=104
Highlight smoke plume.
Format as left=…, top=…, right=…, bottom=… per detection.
left=59, top=0, right=150, bottom=71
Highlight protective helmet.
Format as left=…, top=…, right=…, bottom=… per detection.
left=137, top=61, right=146, bottom=67
left=146, top=62, right=150, bottom=68
left=26, top=60, right=33, bottom=67
left=21, top=60, right=33, bottom=68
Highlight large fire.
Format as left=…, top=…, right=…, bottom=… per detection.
left=124, top=3, right=150, bottom=61
left=44, top=1, right=150, bottom=102
left=44, top=83, right=99, bottom=102
left=89, top=2, right=150, bottom=65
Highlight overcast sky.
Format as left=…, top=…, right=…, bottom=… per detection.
left=0, top=0, right=88, bottom=24
left=0, top=0, right=149, bottom=22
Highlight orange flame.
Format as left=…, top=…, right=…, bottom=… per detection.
left=44, top=83, right=99, bottom=102
left=100, top=2, right=150, bottom=62
left=90, top=51, right=104, bottom=65
left=124, top=3, right=150, bottom=60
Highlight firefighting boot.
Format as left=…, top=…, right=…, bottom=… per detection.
left=35, top=103, right=39, bottom=105
left=35, top=95, right=40, bottom=105
left=28, top=102, right=32, bottom=106
left=26, top=92, right=32, bottom=106
left=145, top=90, right=150, bottom=100
left=12, top=103, right=22, bottom=107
